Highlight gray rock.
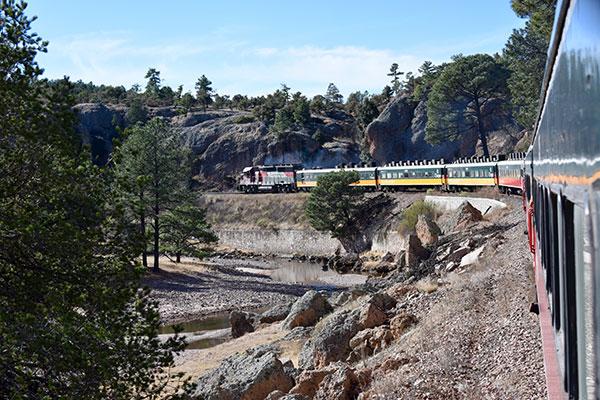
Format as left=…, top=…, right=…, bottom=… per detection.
left=298, top=309, right=362, bottom=370
left=330, top=291, right=352, bottom=307
left=405, top=234, right=431, bottom=268
left=282, top=291, right=333, bottom=330
left=230, top=310, right=255, bottom=338
left=193, top=348, right=294, bottom=400
left=260, top=302, right=293, bottom=324
left=415, top=214, right=441, bottom=246
left=313, top=362, right=360, bottom=400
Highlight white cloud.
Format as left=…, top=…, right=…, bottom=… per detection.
left=41, top=32, right=442, bottom=96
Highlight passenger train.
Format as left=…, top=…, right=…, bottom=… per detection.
left=238, top=1, right=599, bottom=398
left=237, top=154, right=525, bottom=194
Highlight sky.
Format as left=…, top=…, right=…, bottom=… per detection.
left=27, top=1, right=525, bottom=97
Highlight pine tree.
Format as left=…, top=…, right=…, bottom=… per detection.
left=426, top=54, right=509, bottom=157
left=114, top=118, right=190, bottom=272
left=387, top=63, right=404, bottom=95
left=0, top=1, right=191, bottom=397
left=162, top=205, right=218, bottom=263
left=325, top=83, right=343, bottom=106
left=195, top=75, right=213, bottom=111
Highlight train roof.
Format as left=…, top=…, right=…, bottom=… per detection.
left=379, top=164, right=444, bottom=170
left=297, top=167, right=377, bottom=173
left=446, top=161, right=496, bottom=168
left=497, top=159, right=524, bottom=166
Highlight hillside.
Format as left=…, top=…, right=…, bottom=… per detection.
left=74, top=97, right=524, bottom=189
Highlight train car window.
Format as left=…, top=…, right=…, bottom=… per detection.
left=560, top=197, right=578, bottom=397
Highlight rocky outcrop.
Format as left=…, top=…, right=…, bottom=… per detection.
left=313, top=363, right=361, bottom=400
left=405, top=234, right=431, bottom=267
left=298, top=309, right=362, bottom=370
left=348, top=326, right=394, bottom=361
left=193, top=347, right=294, bottom=400
left=230, top=310, right=256, bottom=338
left=415, top=214, right=441, bottom=246
left=282, top=291, right=332, bottom=330
left=365, top=95, right=520, bottom=165
left=444, top=201, right=483, bottom=232
left=74, top=103, right=126, bottom=165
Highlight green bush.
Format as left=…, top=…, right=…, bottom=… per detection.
left=232, top=114, right=256, bottom=124
left=398, top=200, right=437, bottom=234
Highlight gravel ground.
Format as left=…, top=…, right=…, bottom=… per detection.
left=144, top=257, right=362, bottom=324
left=364, top=196, right=546, bottom=399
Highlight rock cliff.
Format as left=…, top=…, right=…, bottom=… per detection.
left=364, top=95, right=522, bottom=164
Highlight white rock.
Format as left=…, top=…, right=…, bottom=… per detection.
left=459, top=245, right=486, bottom=267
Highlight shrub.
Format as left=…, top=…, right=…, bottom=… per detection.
left=398, top=200, right=437, bottom=234
left=232, top=114, right=256, bottom=124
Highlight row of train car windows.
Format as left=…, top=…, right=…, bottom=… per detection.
left=298, top=172, right=375, bottom=181
left=448, top=168, right=494, bottom=178
left=380, top=170, right=441, bottom=179
left=499, top=168, right=521, bottom=178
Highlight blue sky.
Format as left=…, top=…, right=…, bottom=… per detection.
left=28, top=1, right=524, bottom=97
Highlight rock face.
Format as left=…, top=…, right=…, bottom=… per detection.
left=282, top=291, right=333, bottom=330
left=415, top=214, right=441, bottom=246
left=193, top=347, right=294, bottom=400
left=313, top=363, right=360, bottom=400
left=230, top=310, right=256, bottom=338
left=364, top=95, right=520, bottom=165
left=74, top=103, right=126, bottom=165
left=298, top=309, right=362, bottom=370
left=348, top=326, right=394, bottom=361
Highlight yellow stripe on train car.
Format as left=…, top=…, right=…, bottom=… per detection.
left=447, top=178, right=496, bottom=186
left=379, top=178, right=444, bottom=186
left=350, top=179, right=377, bottom=186
left=297, top=181, right=317, bottom=187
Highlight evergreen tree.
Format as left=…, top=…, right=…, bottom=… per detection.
left=387, top=63, right=404, bottom=95
left=504, top=0, right=556, bottom=128
left=0, top=1, right=191, bottom=397
left=145, top=67, right=161, bottom=95
left=426, top=54, right=510, bottom=157
left=178, top=92, right=195, bottom=114
left=325, top=83, right=343, bottom=106
left=114, top=118, right=190, bottom=272
left=310, top=95, right=327, bottom=114
left=271, top=108, right=294, bottom=137
left=291, top=92, right=311, bottom=125
left=357, top=97, right=380, bottom=128
left=195, top=75, right=213, bottom=111
left=304, top=171, right=366, bottom=253
left=125, top=97, right=148, bottom=125
left=162, top=205, right=218, bottom=263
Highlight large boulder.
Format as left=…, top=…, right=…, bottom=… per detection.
left=405, top=234, right=431, bottom=268
left=358, top=302, right=388, bottom=329
left=298, top=309, right=362, bottom=370
left=313, top=363, right=361, bottom=400
left=230, top=310, right=255, bottom=338
left=193, top=347, right=294, bottom=400
left=282, top=291, right=333, bottom=330
left=415, top=214, right=441, bottom=246
left=328, top=253, right=362, bottom=274
left=446, top=201, right=483, bottom=232
left=260, top=302, right=293, bottom=324
left=348, top=326, right=394, bottom=361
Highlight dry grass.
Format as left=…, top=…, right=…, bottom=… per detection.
left=199, top=193, right=310, bottom=229
left=415, top=279, right=439, bottom=294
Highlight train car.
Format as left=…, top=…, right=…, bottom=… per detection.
left=446, top=159, right=497, bottom=191
left=295, top=168, right=332, bottom=190
left=526, top=1, right=600, bottom=399
left=377, top=162, right=446, bottom=191
left=237, top=164, right=297, bottom=193
left=296, top=166, right=377, bottom=190
left=497, top=155, right=525, bottom=194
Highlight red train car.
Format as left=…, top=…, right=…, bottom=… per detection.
left=497, top=158, right=524, bottom=194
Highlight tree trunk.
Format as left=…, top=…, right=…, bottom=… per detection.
left=153, top=214, right=159, bottom=272
left=176, top=253, right=181, bottom=263
left=141, top=212, right=148, bottom=268
left=473, top=99, right=490, bottom=158
left=139, top=190, right=148, bottom=268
